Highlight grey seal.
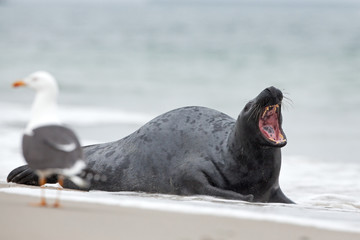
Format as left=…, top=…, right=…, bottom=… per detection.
left=8, top=86, right=293, bottom=203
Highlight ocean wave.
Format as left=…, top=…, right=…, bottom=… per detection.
left=301, top=194, right=360, bottom=211
left=0, top=102, right=154, bottom=127
left=281, top=155, right=360, bottom=211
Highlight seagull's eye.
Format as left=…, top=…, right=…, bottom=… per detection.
left=32, top=77, right=38, bottom=82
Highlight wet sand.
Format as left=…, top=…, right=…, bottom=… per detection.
left=0, top=184, right=359, bottom=240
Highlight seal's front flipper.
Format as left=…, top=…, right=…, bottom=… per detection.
left=181, top=172, right=253, bottom=202
left=201, top=185, right=254, bottom=202
left=7, top=165, right=57, bottom=186
left=268, top=188, right=295, bottom=204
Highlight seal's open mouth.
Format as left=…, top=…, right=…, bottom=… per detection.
left=258, top=104, right=286, bottom=144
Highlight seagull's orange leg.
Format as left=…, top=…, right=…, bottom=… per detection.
left=53, top=176, right=64, bottom=208
left=39, top=176, right=47, bottom=206
left=30, top=176, right=47, bottom=207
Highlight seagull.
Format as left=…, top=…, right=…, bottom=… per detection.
left=13, top=71, right=88, bottom=207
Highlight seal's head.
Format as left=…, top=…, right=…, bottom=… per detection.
left=239, top=86, right=287, bottom=147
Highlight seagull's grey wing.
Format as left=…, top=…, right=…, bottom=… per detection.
left=41, top=127, right=79, bottom=153
left=22, top=125, right=83, bottom=170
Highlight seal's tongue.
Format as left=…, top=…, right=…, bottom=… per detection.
left=259, top=104, right=286, bottom=144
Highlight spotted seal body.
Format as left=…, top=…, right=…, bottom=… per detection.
left=8, top=86, right=293, bottom=203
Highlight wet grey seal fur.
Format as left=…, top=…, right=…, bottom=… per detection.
left=8, top=86, right=293, bottom=203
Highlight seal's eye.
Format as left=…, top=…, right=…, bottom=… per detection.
left=244, top=102, right=252, bottom=112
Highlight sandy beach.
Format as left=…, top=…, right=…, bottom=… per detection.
left=0, top=183, right=359, bottom=240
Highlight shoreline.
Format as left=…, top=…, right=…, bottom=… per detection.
left=1, top=183, right=360, bottom=240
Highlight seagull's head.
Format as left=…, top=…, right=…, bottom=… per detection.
left=13, top=71, right=59, bottom=94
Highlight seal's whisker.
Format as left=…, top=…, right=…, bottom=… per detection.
left=282, top=95, right=293, bottom=111
left=283, top=95, right=293, bottom=104
left=247, top=108, right=256, bottom=122
left=247, top=104, right=255, bottom=121
left=248, top=103, right=262, bottom=122
left=255, top=105, right=262, bottom=119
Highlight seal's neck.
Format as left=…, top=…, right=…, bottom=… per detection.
left=228, top=118, right=252, bottom=160
left=227, top=117, right=282, bottom=189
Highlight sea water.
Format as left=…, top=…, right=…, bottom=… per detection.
left=0, top=0, right=359, bottom=231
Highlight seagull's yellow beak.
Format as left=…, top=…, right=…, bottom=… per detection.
left=13, top=80, right=26, bottom=88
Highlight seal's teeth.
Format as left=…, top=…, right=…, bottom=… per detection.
left=262, top=104, right=280, bottom=118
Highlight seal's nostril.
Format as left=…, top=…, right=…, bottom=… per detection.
left=267, top=86, right=276, bottom=93
left=265, top=86, right=283, bottom=103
